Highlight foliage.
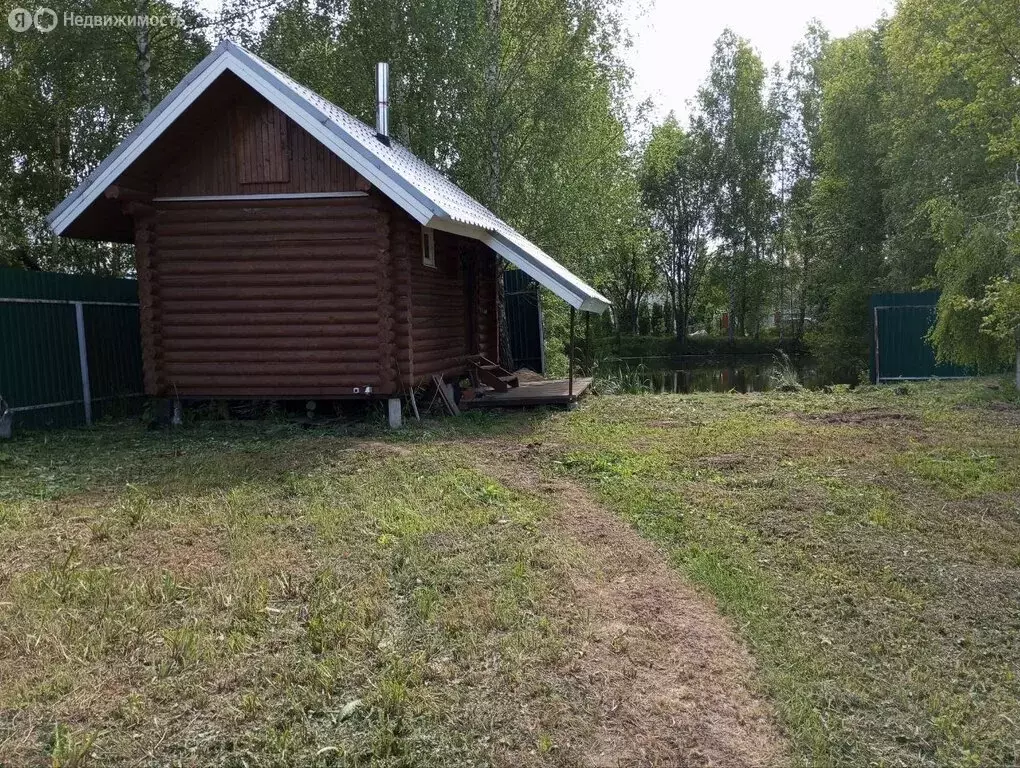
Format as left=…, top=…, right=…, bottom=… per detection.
left=638, top=115, right=712, bottom=344
left=808, top=29, right=890, bottom=381
left=695, top=30, right=780, bottom=340
left=594, top=175, right=659, bottom=336
left=780, top=23, right=828, bottom=339
left=591, top=360, right=655, bottom=394
left=768, top=349, right=802, bottom=391
left=0, top=0, right=209, bottom=273
left=879, top=0, right=1020, bottom=368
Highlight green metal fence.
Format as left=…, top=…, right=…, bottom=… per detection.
left=0, top=267, right=143, bottom=430
left=870, top=291, right=972, bottom=383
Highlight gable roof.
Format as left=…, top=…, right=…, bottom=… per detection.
left=47, top=40, right=610, bottom=313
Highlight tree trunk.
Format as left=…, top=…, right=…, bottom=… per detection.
left=135, top=0, right=152, bottom=116
left=777, top=250, right=784, bottom=342
left=727, top=257, right=736, bottom=342
left=678, top=305, right=688, bottom=354
left=585, top=312, right=591, bottom=364
left=50, top=121, right=61, bottom=267
left=485, top=0, right=502, bottom=208
left=485, top=0, right=513, bottom=368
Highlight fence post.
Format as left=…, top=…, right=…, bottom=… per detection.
left=74, top=302, right=92, bottom=426
left=873, top=306, right=881, bottom=384
left=1015, top=326, right=1020, bottom=391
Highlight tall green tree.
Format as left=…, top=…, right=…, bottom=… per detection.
left=810, top=28, right=889, bottom=379
left=783, top=22, right=828, bottom=338
left=694, top=30, right=778, bottom=339
left=639, top=115, right=712, bottom=343
left=882, top=0, right=1020, bottom=369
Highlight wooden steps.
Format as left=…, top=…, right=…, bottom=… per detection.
left=468, top=355, right=519, bottom=392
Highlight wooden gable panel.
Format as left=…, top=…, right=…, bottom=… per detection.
left=147, top=73, right=369, bottom=198
left=233, top=98, right=290, bottom=185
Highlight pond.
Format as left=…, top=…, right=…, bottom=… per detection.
left=598, top=354, right=838, bottom=394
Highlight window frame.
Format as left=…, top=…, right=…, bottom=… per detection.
left=421, top=227, right=437, bottom=269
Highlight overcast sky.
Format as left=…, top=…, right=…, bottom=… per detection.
left=624, top=0, right=896, bottom=124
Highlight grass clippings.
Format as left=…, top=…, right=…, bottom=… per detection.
left=3, top=378, right=1019, bottom=767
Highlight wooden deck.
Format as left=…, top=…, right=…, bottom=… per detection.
left=461, top=377, right=594, bottom=409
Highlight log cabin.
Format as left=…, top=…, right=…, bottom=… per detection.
left=46, top=41, right=610, bottom=425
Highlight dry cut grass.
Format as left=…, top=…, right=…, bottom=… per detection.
left=0, top=425, right=595, bottom=766
left=4, top=378, right=1017, bottom=767
left=1, top=414, right=783, bottom=768
left=548, top=379, right=1020, bottom=767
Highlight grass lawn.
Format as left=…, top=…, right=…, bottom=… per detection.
left=1, top=379, right=1018, bottom=767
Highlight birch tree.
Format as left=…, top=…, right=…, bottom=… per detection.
left=639, top=116, right=712, bottom=345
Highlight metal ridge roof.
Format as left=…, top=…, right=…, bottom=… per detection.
left=47, top=39, right=610, bottom=313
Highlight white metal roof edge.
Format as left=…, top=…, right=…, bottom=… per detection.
left=485, top=231, right=611, bottom=314
left=47, top=39, right=612, bottom=314
left=425, top=217, right=610, bottom=313
left=47, top=42, right=439, bottom=233
left=47, top=43, right=232, bottom=233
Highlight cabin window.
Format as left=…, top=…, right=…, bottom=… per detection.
left=422, top=228, right=436, bottom=268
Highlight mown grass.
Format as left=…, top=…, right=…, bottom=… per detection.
left=3, top=379, right=1019, bottom=767
left=546, top=379, right=1020, bottom=767
left=0, top=419, right=595, bottom=767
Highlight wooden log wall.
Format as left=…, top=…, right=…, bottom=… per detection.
left=375, top=205, right=398, bottom=393
left=388, top=202, right=416, bottom=387
left=138, top=194, right=499, bottom=399
left=142, top=196, right=391, bottom=397
left=128, top=82, right=502, bottom=400
left=473, top=246, right=499, bottom=361
left=387, top=206, right=500, bottom=388
left=133, top=207, right=160, bottom=394
left=407, top=228, right=470, bottom=379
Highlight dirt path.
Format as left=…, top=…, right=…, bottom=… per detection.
left=475, top=445, right=786, bottom=768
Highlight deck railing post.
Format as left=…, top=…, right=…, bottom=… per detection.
left=74, top=301, right=92, bottom=426
left=568, top=306, right=575, bottom=398
left=585, top=312, right=590, bottom=360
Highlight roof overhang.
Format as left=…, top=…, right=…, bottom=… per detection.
left=47, top=40, right=611, bottom=315
left=426, top=217, right=611, bottom=313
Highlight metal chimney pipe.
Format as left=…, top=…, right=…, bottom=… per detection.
left=376, top=62, right=390, bottom=145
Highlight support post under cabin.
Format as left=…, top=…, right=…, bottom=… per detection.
left=387, top=397, right=402, bottom=429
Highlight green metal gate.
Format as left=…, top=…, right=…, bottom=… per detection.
left=870, top=291, right=972, bottom=383
left=0, top=267, right=143, bottom=430
left=504, top=269, right=545, bottom=374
